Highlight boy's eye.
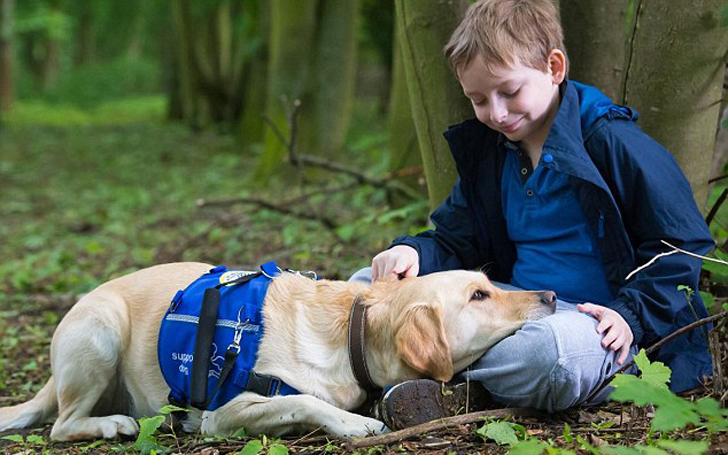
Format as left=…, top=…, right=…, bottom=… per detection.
left=502, top=88, right=520, bottom=98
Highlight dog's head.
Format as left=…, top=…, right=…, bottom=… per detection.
left=377, top=270, right=556, bottom=382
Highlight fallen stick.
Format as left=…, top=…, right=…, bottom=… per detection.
left=346, top=407, right=542, bottom=450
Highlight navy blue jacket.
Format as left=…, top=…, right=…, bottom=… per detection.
left=393, top=80, right=714, bottom=392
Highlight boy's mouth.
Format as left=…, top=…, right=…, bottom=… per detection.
left=500, top=118, right=523, bottom=133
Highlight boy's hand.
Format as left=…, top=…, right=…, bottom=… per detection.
left=372, top=245, right=419, bottom=282
left=577, top=303, right=634, bottom=365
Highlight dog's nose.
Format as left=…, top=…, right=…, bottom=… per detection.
left=540, top=291, right=557, bottom=307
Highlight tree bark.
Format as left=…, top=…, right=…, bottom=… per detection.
left=0, top=0, right=13, bottom=112
left=170, top=0, right=250, bottom=129
left=395, top=0, right=472, bottom=210
left=621, top=0, right=728, bottom=209
left=388, top=17, right=421, bottom=196
left=302, top=0, right=359, bottom=158
left=40, top=0, right=62, bottom=91
left=239, top=1, right=269, bottom=145
left=256, top=0, right=318, bottom=181
left=73, top=2, right=94, bottom=66
left=560, top=0, right=629, bottom=101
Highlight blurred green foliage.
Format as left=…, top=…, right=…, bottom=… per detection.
left=0, top=95, right=425, bottom=296
left=29, top=58, right=162, bottom=108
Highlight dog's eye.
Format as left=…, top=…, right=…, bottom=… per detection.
left=471, top=290, right=489, bottom=301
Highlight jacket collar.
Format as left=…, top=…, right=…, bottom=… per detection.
left=541, top=79, right=587, bottom=158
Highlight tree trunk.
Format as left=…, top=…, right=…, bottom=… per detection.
left=0, top=0, right=13, bottom=112
left=388, top=17, right=421, bottom=197
left=560, top=0, right=629, bottom=100
left=256, top=0, right=318, bottom=181
left=126, top=2, right=148, bottom=61
left=170, top=0, right=250, bottom=129
left=395, top=0, right=472, bottom=210
left=73, top=2, right=94, bottom=66
left=239, top=1, right=269, bottom=145
left=302, top=0, right=359, bottom=158
left=40, top=0, right=62, bottom=91
left=171, top=0, right=204, bottom=128
left=621, top=0, right=728, bottom=210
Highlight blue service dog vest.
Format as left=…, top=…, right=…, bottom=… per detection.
left=158, top=262, right=299, bottom=411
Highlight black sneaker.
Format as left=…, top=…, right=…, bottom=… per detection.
left=377, top=379, right=493, bottom=430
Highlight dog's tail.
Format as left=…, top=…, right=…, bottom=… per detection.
left=0, top=376, right=57, bottom=431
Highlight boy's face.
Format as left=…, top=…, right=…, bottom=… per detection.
left=458, top=52, right=565, bottom=149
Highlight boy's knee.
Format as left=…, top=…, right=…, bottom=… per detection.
left=467, top=315, right=611, bottom=412
left=348, top=267, right=372, bottom=283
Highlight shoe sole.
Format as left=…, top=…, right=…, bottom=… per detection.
left=380, top=379, right=494, bottom=430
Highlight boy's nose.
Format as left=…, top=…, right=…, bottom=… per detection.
left=489, top=103, right=508, bottom=124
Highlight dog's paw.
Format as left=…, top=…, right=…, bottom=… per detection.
left=341, top=417, right=389, bottom=438
left=100, top=415, right=139, bottom=439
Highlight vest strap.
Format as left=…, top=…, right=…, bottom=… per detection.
left=190, top=287, right=221, bottom=409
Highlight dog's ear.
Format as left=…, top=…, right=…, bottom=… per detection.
left=395, top=303, right=454, bottom=381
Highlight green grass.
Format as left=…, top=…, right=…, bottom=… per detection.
left=0, top=98, right=417, bottom=296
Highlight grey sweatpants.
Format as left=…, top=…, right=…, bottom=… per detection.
left=348, top=267, right=637, bottom=413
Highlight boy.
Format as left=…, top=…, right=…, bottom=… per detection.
left=355, top=0, right=714, bottom=429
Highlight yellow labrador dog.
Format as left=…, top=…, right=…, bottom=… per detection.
left=0, top=263, right=555, bottom=441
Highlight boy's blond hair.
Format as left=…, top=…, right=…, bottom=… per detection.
left=444, top=0, right=566, bottom=74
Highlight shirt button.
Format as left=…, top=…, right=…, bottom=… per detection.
left=543, top=154, right=554, bottom=163
left=526, top=190, right=534, bottom=197
left=520, top=168, right=528, bottom=175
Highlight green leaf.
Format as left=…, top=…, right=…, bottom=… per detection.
left=334, top=224, right=356, bottom=242
left=133, top=415, right=166, bottom=455
left=26, top=434, right=46, bottom=445
left=231, top=427, right=249, bottom=439
left=651, top=390, right=701, bottom=432
left=610, top=374, right=659, bottom=406
left=632, top=349, right=671, bottom=388
left=706, top=414, right=728, bottom=432
left=158, top=404, right=187, bottom=415
left=1, top=435, right=24, bottom=443
left=476, top=421, right=519, bottom=445
left=269, top=443, right=289, bottom=455
left=637, top=447, right=670, bottom=455
left=656, top=439, right=709, bottom=455
left=506, top=439, right=547, bottom=455
left=562, top=422, right=573, bottom=443
left=694, top=396, right=722, bottom=417
left=602, top=446, right=644, bottom=455
left=239, top=439, right=263, bottom=455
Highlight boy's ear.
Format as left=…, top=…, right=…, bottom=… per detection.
left=548, top=49, right=567, bottom=85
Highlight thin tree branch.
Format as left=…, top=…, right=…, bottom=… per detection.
left=263, top=104, right=422, bottom=201
left=218, top=195, right=339, bottom=231
left=625, top=240, right=728, bottom=281
left=346, top=408, right=543, bottom=450
left=624, top=251, right=680, bottom=281
left=196, top=182, right=360, bottom=209
left=706, top=188, right=728, bottom=225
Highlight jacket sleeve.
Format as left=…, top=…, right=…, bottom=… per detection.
left=593, top=120, right=714, bottom=388
left=390, top=179, right=486, bottom=275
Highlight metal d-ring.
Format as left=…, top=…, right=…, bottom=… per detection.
left=261, top=266, right=283, bottom=280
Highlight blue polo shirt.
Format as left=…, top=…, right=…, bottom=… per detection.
left=500, top=140, right=613, bottom=305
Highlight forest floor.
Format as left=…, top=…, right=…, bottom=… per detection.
left=1, top=100, right=727, bottom=454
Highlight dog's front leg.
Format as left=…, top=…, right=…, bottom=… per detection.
left=202, top=393, right=387, bottom=438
